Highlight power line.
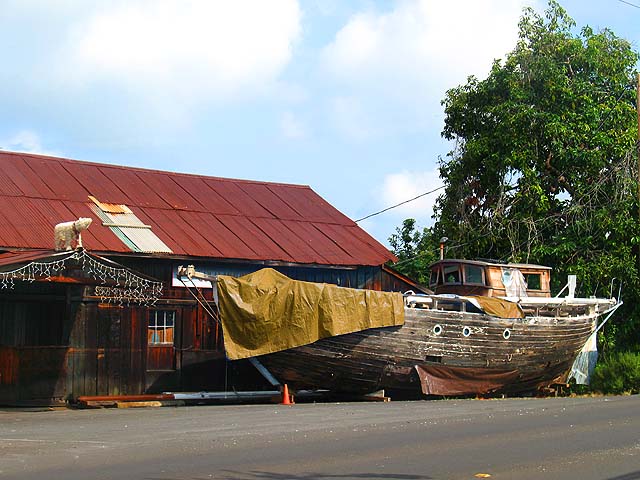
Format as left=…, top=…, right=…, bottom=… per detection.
left=391, top=231, right=495, bottom=267
left=357, top=84, right=628, bottom=227
left=355, top=185, right=445, bottom=223
left=618, top=0, right=640, bottom=8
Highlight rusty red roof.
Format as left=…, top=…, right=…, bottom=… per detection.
left=0, top=249, right=61, bottom=269
left=0, top=151, right=395, bottom=266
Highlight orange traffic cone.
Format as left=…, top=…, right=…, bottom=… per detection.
left=281, top=384, right=294, bottom=405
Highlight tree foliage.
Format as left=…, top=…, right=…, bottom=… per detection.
left=591, top=351, right=640, bottom=394
left=390, top=1, right=640, bottom=349
left=388, top=219, right=438, bottom=286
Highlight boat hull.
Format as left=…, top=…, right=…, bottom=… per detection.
left=259, top=307, right=597, bottom=396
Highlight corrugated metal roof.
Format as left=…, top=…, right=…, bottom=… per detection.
left=0, top=151, right=396, bottom=266
left=0, top=249, right=63, bottom=270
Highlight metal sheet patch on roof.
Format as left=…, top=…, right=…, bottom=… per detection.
left=89, top=198, right=173, bottom=254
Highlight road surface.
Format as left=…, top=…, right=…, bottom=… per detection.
left=1, top=395, right=639, bottom=479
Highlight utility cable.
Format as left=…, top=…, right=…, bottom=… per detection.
left=355, top=185, right=445, bottom=223
left=618, top=0, right=640, bottom=9
left=178, top=276, right=219, bottom=322
left=391, top=231, right=494, bottom=267
left=360, top=82, right=630, bottom=226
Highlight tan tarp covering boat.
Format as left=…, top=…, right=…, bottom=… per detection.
left=470, top=296, right=524, bottom=319
left=217, top=268, right=405, bottom=360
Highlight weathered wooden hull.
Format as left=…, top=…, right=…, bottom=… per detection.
left=260, top=307, right=597, bottom=396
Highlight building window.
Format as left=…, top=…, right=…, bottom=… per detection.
left=148, top=310, right=175, bottom=345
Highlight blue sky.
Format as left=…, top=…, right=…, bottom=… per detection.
left=1, top=0, right=638, bottom=248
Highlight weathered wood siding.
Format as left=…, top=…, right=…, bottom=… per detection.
left=0, top=257, right=411, bottom=405
left=0, top=283, right=72, bottom=404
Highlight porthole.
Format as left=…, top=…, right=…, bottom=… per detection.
left=433, top=324, right=443, bottom=336
left=503, top=328, right=511, bottom=340
left=462, top=326, right=471, bottom=337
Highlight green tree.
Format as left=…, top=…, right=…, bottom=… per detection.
left=388, top=219, right=438, bottom=286
left=395, top=1, right=640, bottom=349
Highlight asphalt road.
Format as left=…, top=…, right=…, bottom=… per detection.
left=1, top=395, right=639, bottom=480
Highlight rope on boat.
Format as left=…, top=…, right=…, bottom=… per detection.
left=178, top=275, right=220, bottom=323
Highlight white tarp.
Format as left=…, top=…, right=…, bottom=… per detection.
left=502, top=268, right=528, bottom=298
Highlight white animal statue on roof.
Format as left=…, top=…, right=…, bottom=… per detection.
left=54, top=217, right=93, bottom=251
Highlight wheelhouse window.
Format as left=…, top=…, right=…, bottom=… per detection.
left=464, top=264, right=484, bottom=285
left=429, top=267, right=440, bottom=287
left=148, top=310, right=175, bottom=345
left=524, top=273, right=542, bottom=290
left=443, top=264, right=461, bottom=284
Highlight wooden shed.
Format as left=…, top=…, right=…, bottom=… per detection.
left=0, top=151, right=420, bottom=405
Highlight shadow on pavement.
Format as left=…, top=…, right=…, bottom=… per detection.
left=214, top=472, right=432, bottom=480
left=607, top=472, right=640, bottom=480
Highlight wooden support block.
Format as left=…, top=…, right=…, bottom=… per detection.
left=116, top=400, right=185, bottom=408
left=79, top=400, right=118, bottom=408
left=362, top=390, right=391, bottom=402
left=116, top=401, right=163, bottom=408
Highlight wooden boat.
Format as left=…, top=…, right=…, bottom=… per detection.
left=257, top=259, right=620, bottom=396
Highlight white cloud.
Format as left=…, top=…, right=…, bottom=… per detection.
left=381, top=168, right=443, bottom=220
left=322, top=0, right=538, bottom=138
left=2, top=131, right=60, bottom=157
left=280, top=111, right=306, bottom=139
left=324, top=0, right=535, bottom=88
left=60, top=0, right=301, bottom=102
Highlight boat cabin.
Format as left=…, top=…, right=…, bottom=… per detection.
left=428, top=259, right=551, bottom=298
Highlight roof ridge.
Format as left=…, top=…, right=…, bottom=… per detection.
left=0, top=150, right=312, bottom=189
